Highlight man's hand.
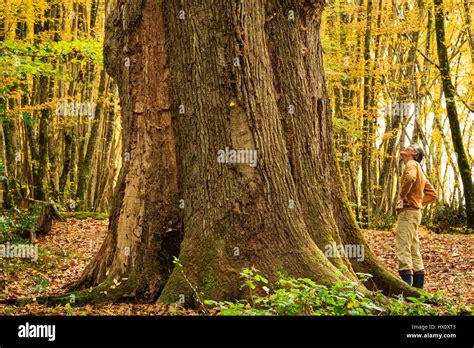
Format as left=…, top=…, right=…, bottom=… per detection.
left=397, top=199, right=404, bottom=209
left=422, top=180, right=437, bottom=206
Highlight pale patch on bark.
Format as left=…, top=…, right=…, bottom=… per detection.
left=228, top=100, right=258, bottom=182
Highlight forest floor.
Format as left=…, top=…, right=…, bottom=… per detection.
left=0, top=218, right=472, bottom=315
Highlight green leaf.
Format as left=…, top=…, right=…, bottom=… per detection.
left=22, top=111, right=33, bottom=126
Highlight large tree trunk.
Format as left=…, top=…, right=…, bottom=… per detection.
left=68, top=0, right=182, bottom=303
left=68, top=0, right=415, bottom=307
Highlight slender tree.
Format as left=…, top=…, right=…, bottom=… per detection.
left=433, top=0, right=473, bottom=228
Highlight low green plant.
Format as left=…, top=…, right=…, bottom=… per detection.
left=0, top=213, right=29, bottom=244
left=33, top=274, right=49, bottom=294
left=427, top=204, right=472, bottom=234
left=0, top=205, right=53, bottom=243
left=14, top=206, right=42, bottom=233
left=64, top=303, right=74, bottom=316
left=172, top=256, right=207, bottom=312
left=205, top=268, right=470, bottom=316
left=0, top=214, right=14, bottom=236
left=370, top=210, right=397, bottom=231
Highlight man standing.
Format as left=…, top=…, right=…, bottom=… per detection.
left=396, top=144, right=437, bottom=289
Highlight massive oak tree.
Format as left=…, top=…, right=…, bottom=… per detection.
left=63, top=0, right=416, bottom=306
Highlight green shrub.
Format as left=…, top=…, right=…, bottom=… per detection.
left=427, top=204, right=471, bottom=234
left=0, top=214, right=14, bottom=242
left=205, top=268, right=470, bottom=316
left=34, top=274, right=49, bottom=293
left=0, top=211, right=29, bottom=244
left=370, top=210, right=397, bottom=231
left=15, top=206, right=42, bottom=232
left=0, top=205, right=48, bottom=243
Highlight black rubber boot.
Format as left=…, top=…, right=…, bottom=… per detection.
left=399, top=271, right=413, bottom=286
left=413, top=271, right=425, bottom=289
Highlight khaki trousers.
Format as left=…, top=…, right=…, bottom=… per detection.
left=395, top=209, right=424, bottom=272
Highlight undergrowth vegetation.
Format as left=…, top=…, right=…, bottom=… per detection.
left=204, top=268, right=472, bottom=316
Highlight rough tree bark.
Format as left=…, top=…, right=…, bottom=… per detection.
left=66, top=0, right=183, bottom=303
left=60, top=0, right=416, bottom=307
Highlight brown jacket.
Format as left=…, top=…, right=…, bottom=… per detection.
left=397, top=160, right=437, bottom=213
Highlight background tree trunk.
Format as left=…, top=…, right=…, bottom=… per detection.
left=433, top=0, right=473, bottom=228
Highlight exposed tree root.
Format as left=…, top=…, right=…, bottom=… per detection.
left=0, top=260, right=428, bottom=308
left=0, top=277, right=139, bottom=307
left=352, top=252, right=423, bottom=299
